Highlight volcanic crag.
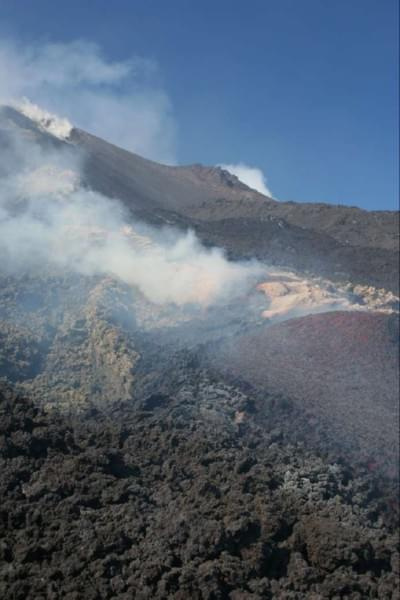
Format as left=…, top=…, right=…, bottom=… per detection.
left=0, top=105, right=399, bottom=599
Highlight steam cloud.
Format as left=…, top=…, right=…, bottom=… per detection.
left=0, top=39, right=176, bottom=163
left=0, top=37, right=263, bottom=310
left=219, top=163, right=273, bottom=197
left=0, top=127, right=262, bottom=307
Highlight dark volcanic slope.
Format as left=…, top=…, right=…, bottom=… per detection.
left=1, top=385, right=399, bottom=600
left=72, top=128, right=399, bottom=292
left=214, top=311, right=400, bottom=478
left=1, top=105, right=398, bottom=293
left=69, top=127, right=398, bottom=251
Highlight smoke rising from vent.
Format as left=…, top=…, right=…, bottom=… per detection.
left=219, top=163, right=273, bottom=197
left=16, top=99, right=73, bottom=140
left=0, top=127, right=263, bottom=307
left=0, top=39, right=176, bottom=162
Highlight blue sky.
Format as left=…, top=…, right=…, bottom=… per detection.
left=0, top=0, right=398, bottom=210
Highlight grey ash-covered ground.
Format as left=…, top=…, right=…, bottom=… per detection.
left=1, top=375, right=398, bottom=600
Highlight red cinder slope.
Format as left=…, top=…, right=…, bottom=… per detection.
left=218, top=311, right=399, bottom=476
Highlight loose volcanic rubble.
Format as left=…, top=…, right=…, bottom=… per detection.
left=0, top=379, right=398, bottom=600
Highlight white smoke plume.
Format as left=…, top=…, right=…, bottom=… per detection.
left=0, top=127, right=262, bottom=307
left=0, top=30, right=275, bottom=312
left=16, top=99, right=73, bottom=140
left=219, top=163, right=273, bottom=197
left=0, top=39, right=176, bottom=163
